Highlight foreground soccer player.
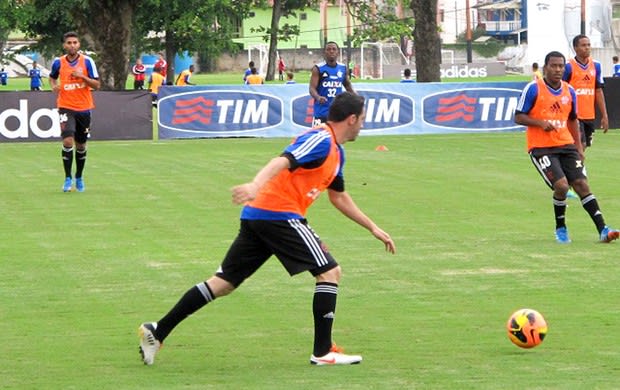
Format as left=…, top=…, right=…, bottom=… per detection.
left=139, top=92, right=396, bottom=365
left=514, top=51, right=619, bottom=244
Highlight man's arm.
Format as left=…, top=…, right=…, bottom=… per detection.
left=308, top=66, right=327, bottom=104
left=231, top=156, right=291, bottom=205
left=343, top=68, right=355, bottom=94
left=327, top=189, right=396, bottom=253
left=595, top=88, right=609, bottom=133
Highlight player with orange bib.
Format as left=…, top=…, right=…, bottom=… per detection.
left=515, top=51, right=618, bottom=244
left=562, top=34, right=609, bottom=149
left=49, top=31, right=100, bottom=193
left=138, top=92, right=396, bottom=367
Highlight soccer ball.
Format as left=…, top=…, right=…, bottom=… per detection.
left=506, top=308, right=548, bottom=349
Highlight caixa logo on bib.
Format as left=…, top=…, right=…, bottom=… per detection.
left=422, top=88, right=523, bottom=131
left=158, top=91, right=283, bottom=138
left=291, top=91, right=414, bottom=131
left=0, top=99, right=61, bottom=140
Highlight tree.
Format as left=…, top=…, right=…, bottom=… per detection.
left=0, top=0, right=23, bottom=64
left=251, top=0, right=318, bottom=81
left=409, top=0, right=440, bottom=82
left=19, top=0, right=139, bottom=90
left=136, top=0, right=250, bottom=84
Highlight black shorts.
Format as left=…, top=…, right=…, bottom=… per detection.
left=216, top=219, right=339, bottom=288
left=579, top=119, right=595, bottom=147
left=529, top=145, right=586, bottom=189
left=59, top=108, right=92, bottom=143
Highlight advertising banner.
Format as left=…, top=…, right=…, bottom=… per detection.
left=157, top=82, right=528, bottom=139
left=0, top=91, right=152, bottom=142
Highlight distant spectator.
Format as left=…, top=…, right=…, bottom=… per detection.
left=175, top=64, right=196, bottom=86
left=243, top=61, right=255, bottom=83
left=132, top=58, right=146, bottom=90
left=532, top=62, right=543, bottom=80
left=154, top=52, right=167, bottom=79
left=0, top=68, right=7, bottom=86
left=278, top=57, right=286, bottom=81
left=29, top=61, right=43, bottom=91
left=285, top=71, right=296, bottom=84
left=400, top=68, right=415, bottom=83
left=149, top=65, right=166, bottom=107
left=613, top=56, right=620, bottom=77
left=245, top=67, right=264, bottom=85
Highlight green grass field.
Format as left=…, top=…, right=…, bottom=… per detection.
left=1, top=71, right=530, bottom=91
left=2, top=131, right=620, bottom=389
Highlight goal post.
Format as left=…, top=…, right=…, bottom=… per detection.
left=247, top=44, right=268, bottom=75
left=360, top=42, right=410, bottom=80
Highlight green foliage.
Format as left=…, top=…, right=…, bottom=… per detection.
left=345, top=0, right=413, bottom=46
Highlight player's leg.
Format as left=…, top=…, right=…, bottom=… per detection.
left=73, top=113, right=91, bottom=192
left=530, top=149, right=571, bottom=243
left=59, top=110, right=77, bottom=192
left=258, top=219, right=361, bottom=365
left=564, top=151, right=619, bottom=242
left=139, top=220, right=272, bottom=365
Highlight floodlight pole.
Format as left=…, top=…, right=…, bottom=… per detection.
left=580, top=0, right=586, bottom=35
left=465, top=0, right=473, bottom=63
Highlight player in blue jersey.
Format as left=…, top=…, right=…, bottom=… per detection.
left=309, top=41, right=355, bottom=126
left=0, top=68, right=7, bottom=86
left=29, top=61, right=43, bottom=91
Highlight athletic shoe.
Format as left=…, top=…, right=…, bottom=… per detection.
left=600, top=226, right=620, bottom=243
left=567, top=189, right=578, bottom=199
left=62, top=177, right=73, bottom=192
left=138, top=322, right=161, bottom=365
left=75, top=178, right=85, bottom=192
left=310, top=344, right=362, bottom=365
left=555, top=227, right=571, bottom=244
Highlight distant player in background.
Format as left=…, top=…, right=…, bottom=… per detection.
left=29, top=61, right=43, bottom=91
left=132, top=58, right=146, bottom=90
left=245, top=67, right=264, bottom=84
left=138, top=92, right=396, bottom=367
left=148, top=65, right=166, bottom=107
left=531, top=62, right=543, bottom=80
left=277, top=57, right=286, bottom=81
left=243, top=61, right=254, bottom=83
left=612, top=56, right=620, bottom=77
left=562, top=34, right=609, bottom=149
left=175, top=64, right=195, bottom=86
left=285, top=71, right=296, bottom=84
left=309, top=41, right=355, bottom=126
left=400, top=68, right=415, bottom=83
left=154, top=52, right=167, bottom=80
left=49, top=31, right=100, bottom=193
left=515, top=50, right=619, bottom=244
left=0, top=68, right=7, bottom=86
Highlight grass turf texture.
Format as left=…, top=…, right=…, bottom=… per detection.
left=2, top=132, right=620, bottom=389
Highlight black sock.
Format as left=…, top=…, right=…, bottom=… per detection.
left=313, top=282, right=338, bottom=357
left=155, top=282, right=215, bottom=342
left=553, top=196, right=567, bottom=229
left=75, top=149, right=87, bottom=178
left=62, top=146, right=74, bottom=178
left=581, top=193, right=606, bottom=233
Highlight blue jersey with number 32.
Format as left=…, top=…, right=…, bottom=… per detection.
left=313, top=61, right=347, bottom=119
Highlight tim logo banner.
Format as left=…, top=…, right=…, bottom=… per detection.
left=291, top=90, right=414, bottom=132
left=158, top=88, right=284, bottom=138
left=421, top=86, right=525, bottom=131
left=157, top=83, right=527, bottom=139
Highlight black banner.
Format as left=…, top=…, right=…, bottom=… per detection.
left=0, top=90, right=152, bottom=142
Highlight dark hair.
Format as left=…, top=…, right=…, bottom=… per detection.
left=572, top=34, right=588, bottom=48
left=63, top=31, right=79, bottom=42
left=327, top=92, right=365, bottom=122
left=250, top=67, right=257, bottom=74
left=249, top=61, right=255, bottom=67
left=325, top=41, right=340, bottom=50
left=532, top=62, right=539, bottom=70
left=614, top=56, right=619, bottom=62
left=544, top=51, right=565, bottom=66
left=404, top=68, right=411, bottom=77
